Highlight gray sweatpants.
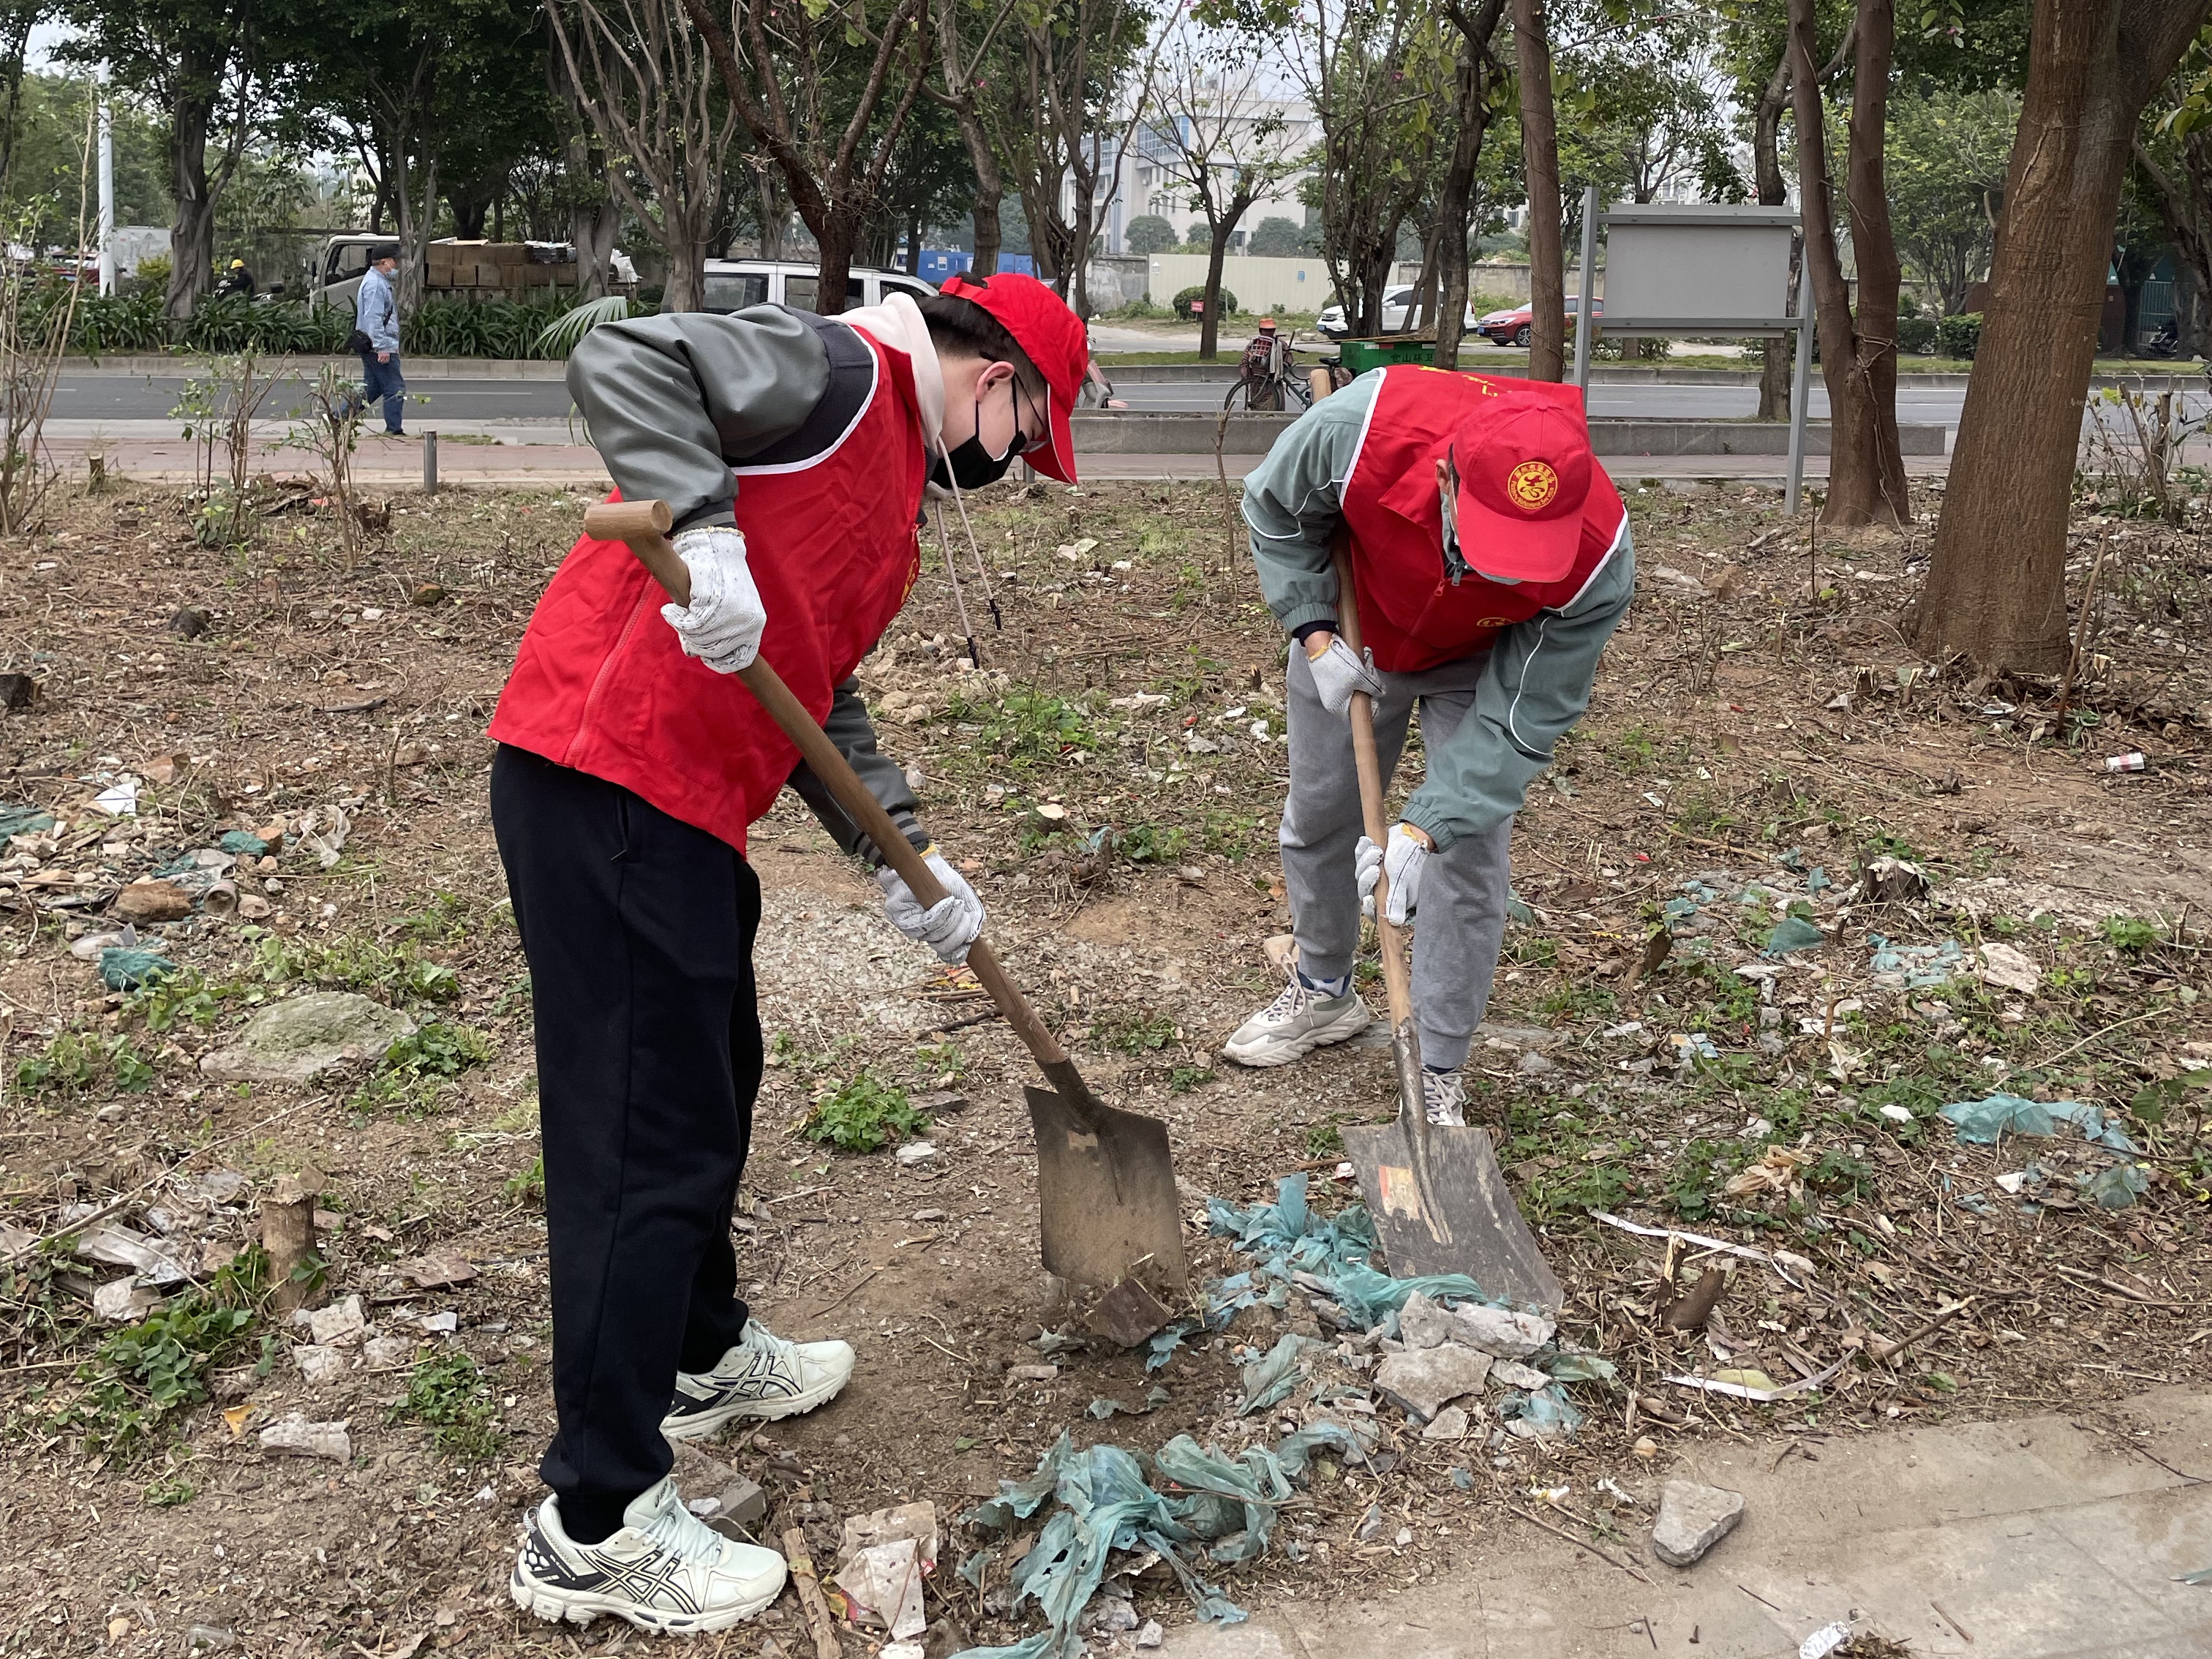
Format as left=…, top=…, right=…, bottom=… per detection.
left=1279, top=642, right=1512, bottom=1073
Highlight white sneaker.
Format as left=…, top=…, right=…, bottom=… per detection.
left=510, top=1475, right=785, bottom=1633
left=1422, top=1068, right=1468, bottom=1127
left=661, top=1318, right=854, bottom=1441
left=1222, top=972, right=1372, bottom=1066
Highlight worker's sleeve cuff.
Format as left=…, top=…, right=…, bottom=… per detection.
left=1402, top=799, right=1467, bottom=854
left=1278, top=601, right=1340, bottom=636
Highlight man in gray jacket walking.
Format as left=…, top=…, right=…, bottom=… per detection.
left=1222, top=368, right=1633, bottom=1125
left=355, top=244, right=405, bottom=436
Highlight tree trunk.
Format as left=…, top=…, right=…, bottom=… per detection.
left=1434, top=43, right=1491, bottom=370
left=1200, top=225, right=1230, bottom=358
left=167, top=82, right=217, bottom=321
left=931, top=0, right=1004, bottom=278
left=1916, top=0, right=2212, bottom=672
left=1788, top=0, right=1906, bottom=527
left=1753, top=50, right=1792, bottom=421
left=970, top=192, right=1002, bottom=277
left=1514, top=0, right=1565, bottom=380
left=815, top=210, right=861, bottom=315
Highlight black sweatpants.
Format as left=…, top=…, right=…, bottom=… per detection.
left=490, top=745, right=760, bottom=1542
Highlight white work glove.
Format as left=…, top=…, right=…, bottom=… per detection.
left=1306, top=635, right=1385, bottom=718
left=1355, top=824, right=1431, bottom=927
left=660, top=524, right=766, bottom=673
left=876, top=849, right=985, bottom=965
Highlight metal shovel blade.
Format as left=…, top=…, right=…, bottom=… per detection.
left=1341, top=1115, right=1565, bottom=1312
left=1026, top=1083, right=1189, bottom=1300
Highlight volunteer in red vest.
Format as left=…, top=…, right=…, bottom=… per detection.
left=1222, top=368, right=1633, bottom=1126
left=487, top=274, right=1086, bottom=1635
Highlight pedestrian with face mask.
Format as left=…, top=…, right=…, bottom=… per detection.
left=487, top=271, right=1086, bottom=1634
left=1221, top=369, right=1634, bottom=1127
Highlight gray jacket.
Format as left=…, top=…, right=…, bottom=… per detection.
left=1242, top=370, right=1635, bottom=850
left=568, top=305, right=925, bottom=862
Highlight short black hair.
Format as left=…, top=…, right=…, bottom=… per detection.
left=369, top=243, right=401, bottom=263
left=918, top=287, right=1046, bottom=400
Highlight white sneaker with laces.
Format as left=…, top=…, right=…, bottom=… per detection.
left=510, top=1475, right=785, bottom=1633
left=1222, top=973, right=1372, bottom=1067
left=1421, top=1068, right=1468, bottom=1127
left=661, top=1318, right=854, bottom=1441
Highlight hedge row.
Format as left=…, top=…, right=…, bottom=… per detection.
left=48, top=285, right=626, bottom=361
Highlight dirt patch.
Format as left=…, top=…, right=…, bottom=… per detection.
left=0, top=475, right=2207, bottom=1657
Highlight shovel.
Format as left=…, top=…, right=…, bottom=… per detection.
left=579, top=499, right=1189, bottom=1318
left=1330, top=546, right=1564, bottom=1312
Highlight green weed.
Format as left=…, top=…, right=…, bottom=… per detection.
left=2102, top=915, right=2159, bottom=954
left=503, top=1154, right=544, bottom=1207
left=1167, top=1063, right=1215, bottom=1094
left=254, top=933, right=460, bottom=1004
left=53, top=1295, right=256, bottom=1456
left=802, top=1067, right=929, bottom=1152
left=143, top=1472, right=197, bottom=1507
left=394, top=1353, right=502, bottom=1459
left=1117, top=821, right=1192, bottom=864
left=1537, top=980, right=1617, bottom=1026
left=16, top=1031, right=156, bottom=1095
left=947, top=686, right=1097, bottom=771
left=347, top=1021, right=492, bottom=1116
left=1091, top=1008, right=1178, bottom=1053
left=914, top=1041, right=966, bottom=1083
left=1304, top=1121, right=1344, bottom=1157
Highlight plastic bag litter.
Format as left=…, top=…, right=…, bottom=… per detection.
left=0, top=803, right=55, bottom=840
left=1869, top=933, right=1965, bottom=989
left=1239, top=1333, right=1316, bottom=1414
left=1942, top=1093, right=2142, bottom=1154
left=1543, top=1353, right=1617, bottom=1385
left=2083, top=1163, right=2150, bottom=1209
left=98, top=947, right=176, bottom=991
left=1765, top=914, right=1827, bottom=954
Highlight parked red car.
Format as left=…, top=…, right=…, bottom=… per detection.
left=1475, top=297, right=1603, bottom=347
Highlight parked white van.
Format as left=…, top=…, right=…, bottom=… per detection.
left=701, top=260, right=935, bottom=313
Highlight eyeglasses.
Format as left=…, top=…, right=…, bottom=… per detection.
left=1009, top=377, right=1051, bottom=456
left=1438, top=454, right=1470, bottom=583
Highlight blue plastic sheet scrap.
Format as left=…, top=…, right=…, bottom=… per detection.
left=1238, top=1333, right=1317, bottom=1415
left=2083, top=1163, right=2150, bottom=1209
left=0, top=802, right=55, bottom=841
left=953, top=1417, right=1375, bottom=1659
left=218, top=829, right=269, bottom=857
left=1766, top=914, right=1827, bottom=955
left=1869, top=933, right=1966, bottom=989
left=1941, top=1093, right=2142, bottom=1154
left=99, top=947, right=176, bottom=990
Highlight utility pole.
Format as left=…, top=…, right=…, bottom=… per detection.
left=97, top=69, right=114, bottom=296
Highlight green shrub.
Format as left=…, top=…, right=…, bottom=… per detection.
left=1937, top=312, right=1981, bottom=359
left=1170, top=284, right=1238, bottom=321
left=803, top=1067, right=928, bottom=1151
left=74, top=287, right=168, bottom=353
left=1897, top=315, right=1939, bottom=355
left=1124, top=214, right=1178, bottom=254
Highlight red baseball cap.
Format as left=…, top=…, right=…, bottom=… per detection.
left=938, top=271, right=1086, bottom=483
left=1450, top=391, right=1595, bottom=582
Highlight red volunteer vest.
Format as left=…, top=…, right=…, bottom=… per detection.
left=488, top=323, right=927, bottom=852
left=1339, top=366, right=1628, bottom=674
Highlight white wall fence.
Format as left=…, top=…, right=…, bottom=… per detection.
left=1086, top=252, right=1611, bottom=314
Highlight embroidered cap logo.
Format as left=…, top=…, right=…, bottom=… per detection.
left=1505, top=459, right=1560, bottom=513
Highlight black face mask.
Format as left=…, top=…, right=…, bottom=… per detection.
left=930, top=376, right=1031, bottom=490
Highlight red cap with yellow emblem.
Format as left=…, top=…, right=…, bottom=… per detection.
left=1449, top=390, right=1594, bottom=583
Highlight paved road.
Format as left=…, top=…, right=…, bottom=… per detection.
left=49, top=372, right=579, bottom=422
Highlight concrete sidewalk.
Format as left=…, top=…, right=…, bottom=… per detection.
left=1159, top=1388, right=2212, bottom=1659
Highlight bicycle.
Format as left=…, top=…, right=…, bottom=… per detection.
left=1224, top=321, right=1322, bottom=412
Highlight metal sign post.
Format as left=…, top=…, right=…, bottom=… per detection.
left=1570, top=184, right=1597, bottom=391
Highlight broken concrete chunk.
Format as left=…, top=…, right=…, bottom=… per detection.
left=1420, top=1404, right=1471, bottom=1442
left=292, top=1344, right=345, bottom=1384
left=1447, top=1302, right=1555, bottom=1360
left=1395, top=1290, right=1455, bottom=1350
left=1374, top=1342, right=1492, bottom=1420
left=399, top=1249, right=477, bottom=1289
left=1489, top=1359, right=1551, bottom=1392
left=201, top=992, right=416, bottom=1083
left=259, top=1412, right=352, bottom=1462
left=1651, top=1479, right=1745, bottom=1566
left=304, top=1293, right=368, bottom=1347
left=113, top=879, right=192, bottom=923
left=1136, top=1620, right=1165, bottom=1649
left=363, top=1333, right=415, bottom=1370
left=706, top=1475, right=768, bottom=1530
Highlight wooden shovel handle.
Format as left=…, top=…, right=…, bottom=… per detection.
left=579, top=499, right=1086, bottom=1089
left=1331, top=542, right=1416, bottom=1034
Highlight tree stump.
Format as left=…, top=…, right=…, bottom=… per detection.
left=263, top=1167, right=323, bottom=1314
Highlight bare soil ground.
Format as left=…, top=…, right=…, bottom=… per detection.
left=1, top=470, right=2208, bottom=1659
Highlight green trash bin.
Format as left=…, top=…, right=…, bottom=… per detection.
left=1336, top=336, right=1434, bottom=375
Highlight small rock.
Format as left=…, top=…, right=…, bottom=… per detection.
left=410, top=583, right=448, bottom=607
left=416, top=1310, right=459, bottom=1335
left=170, top=607, right=211, bottom=639
left=1489, top=1359, right=1550, bottom=1391
left=708, top=1474, right=768, bottom=1530
left=238, top=894, right=273, bottom=919
left=1448, top=1303, right=1555, bottom=1360
left=306, top=1293, right=368, bottom=1347
left=1354, top=1501, right=1385, bottom=1541
left=1085, top=1598, right=1139, bottom=1635
left=200, top=991, right=416, bottom=1083
left=894, top=1141, right=938, bottom=1166
left=1396, top=1290, right=1454, bottom=1350
left=185, top=1628, right=235, bottom=1652
left=1515, top=1050, right=1554, bottom=1076
left=1651, top=1478, right=1745, bottom=1566
left=259, top=1412, right=352, bottom=1462
left=912, top=1089, right=968, bottom=1115
left=1135, top=1621, right=1164, bottom=1649
left=113, top=879, right=193, bottom=923
left=1007, top=1363, right=1058, bottom=1382
left=1374, top=1342, right=1492, bottom=1419
left=1421, top=1404, right=1470, bottom=1442
left=911, top=1208, right=946, bottom=1222
left=292, top=1344, right=346, bottom=1384
left=0, top=671, right=35, bottom=709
